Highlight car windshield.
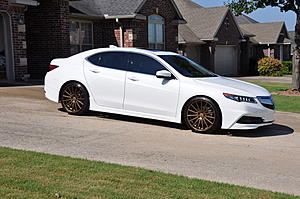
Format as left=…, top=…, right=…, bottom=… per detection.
left=159, top=55, right=217, bottom=78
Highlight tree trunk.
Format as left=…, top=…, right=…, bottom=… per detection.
left=292, top=11, right=300, bottom=91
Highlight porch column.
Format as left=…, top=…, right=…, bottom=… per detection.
left=26, top=0, right=70, bottom=79
left=208, top=43, right=216, bottom=72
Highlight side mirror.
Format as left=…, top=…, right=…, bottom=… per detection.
left=156, top=70, right=173, bottom=79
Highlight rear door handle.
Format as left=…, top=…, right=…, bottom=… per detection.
left=128, top=76, right=139, bottom=81
left=89, top=69, right=101, bottom=73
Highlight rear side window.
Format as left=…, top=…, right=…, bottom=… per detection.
left=87, top=52, right=126, bottom=71
left=126, top=53, right=166, bottom=75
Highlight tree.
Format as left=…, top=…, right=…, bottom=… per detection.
left=227, top=0, right=300, bottom=91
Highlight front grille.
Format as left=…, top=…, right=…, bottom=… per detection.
left=257, top=96, right=275, bottom=110
left=237, top=116, right=264, bottom=124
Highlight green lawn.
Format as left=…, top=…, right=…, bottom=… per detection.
left=0, top=147, right=299, bottom=199
left=247, top=81, right=300, bottom=114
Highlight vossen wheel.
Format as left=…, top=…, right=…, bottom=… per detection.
left=183, top=97, right=221, bottom=133
left=60, top=82, right=89, bottom=115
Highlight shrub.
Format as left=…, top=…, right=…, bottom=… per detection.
left=257, top=57, right=283, bottom=76
left=282, top=61, right=293, bottom=75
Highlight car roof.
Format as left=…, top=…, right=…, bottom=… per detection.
left=72, top=47, right=179, bottom=59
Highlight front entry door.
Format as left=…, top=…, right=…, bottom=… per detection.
left=0, top=12, right=13, bottom=80
left=124, top=53, right=180, bottom=118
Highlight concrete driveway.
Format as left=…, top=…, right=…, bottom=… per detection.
left=0, top=86, right=299, bottom=196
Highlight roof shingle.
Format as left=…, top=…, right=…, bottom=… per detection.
left=235, top=14, right=258, bottom=24
left=70, top=0, right=145, bottom=16
left=175, top=0, right=229, bottom=41
left=239, top=22, right=285, bottom=44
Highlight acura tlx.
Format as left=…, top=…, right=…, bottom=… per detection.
left=45, top=47, right=275, bottom=133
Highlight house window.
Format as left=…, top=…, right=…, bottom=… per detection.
left=148, top=15, right=165, bottom=50
left=70, top=21, right=93, bottom=55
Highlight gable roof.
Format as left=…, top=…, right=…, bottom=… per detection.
left=70, top=0, right=184, bottom=20
left=178, top=24, right=204, bottom=44
left=239, top=22, right=288, bottom=44
left=175, top=0, right=230, bottom=41
left=235, top=14, right=258, bottom=24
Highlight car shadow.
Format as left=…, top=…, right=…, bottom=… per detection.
left=58, top=109, right=294, bottom=137
left=224, top=124, right=294, bottom=138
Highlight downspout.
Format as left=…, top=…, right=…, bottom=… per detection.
left=116, top=18, right=124, bottom=47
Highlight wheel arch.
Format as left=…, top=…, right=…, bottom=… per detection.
left=59, top=80, right=90, bottom=102
left=180, top=95, right=223, bottom=125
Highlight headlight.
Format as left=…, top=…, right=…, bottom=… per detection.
left=223, top=93, right=257, bottom=103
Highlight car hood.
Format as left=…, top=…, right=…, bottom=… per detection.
left=194, top=77, right=271, bottom=97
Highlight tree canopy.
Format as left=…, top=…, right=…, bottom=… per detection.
left=227, top=0, right=299, bottom=15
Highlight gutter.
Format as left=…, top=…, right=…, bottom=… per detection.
left=104, top=14, right=147, bottom=20
left=258, top=42, right=292, bottom=45
left=71, top=13, right=104, bottom=20
left=8, top=0, right=39, bottom=6
left=172, top=19, right=187, bottom=25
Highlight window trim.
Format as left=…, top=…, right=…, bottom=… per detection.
left=148, top=14, right=165, bottom=50
left=70, top=19, right=94, bottom=53
left=86, top=51, right=177, bottom=79
left=86, top=51, right=128, bottom=71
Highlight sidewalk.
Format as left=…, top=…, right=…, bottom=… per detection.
left=235, top=76, right=292, bottom=84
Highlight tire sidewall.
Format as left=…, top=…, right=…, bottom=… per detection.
left=183, top=96, right=222, bottom=133
left=61, top=82, right=90, bottom=115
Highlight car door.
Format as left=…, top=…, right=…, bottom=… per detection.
left=124, top=52, right=180, bottom=118
left=84, top=52, right=127, bottom=109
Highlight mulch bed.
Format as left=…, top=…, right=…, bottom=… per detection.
left=272, top=90, right=300, bottom=96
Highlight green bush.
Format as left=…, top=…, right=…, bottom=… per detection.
left=257, top=57, right=283, bottom=76
left=282, top=61, right=293, bottom=75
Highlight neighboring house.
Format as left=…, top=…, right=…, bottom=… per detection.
left=239, top=21, right=291, bottom=61
left=175, top=0, right=246, bottom=76
left=1, top=0, right=185, bottom=80
left=289, top=31, right=295, bottom=57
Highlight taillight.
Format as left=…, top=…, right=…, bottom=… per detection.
left=49, top=65, right=59, bottom=71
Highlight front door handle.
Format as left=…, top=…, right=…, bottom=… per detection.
left=128, top=76, right=139, bottom=81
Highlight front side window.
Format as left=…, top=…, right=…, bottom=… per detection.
left=148, top=15, right=165, bottom=50
left=87, top=52, right=126, bottom=71
left=159, top=55, right=217, bottom=78
left=70, top=21, right=93, bottom=55
left=126, top=53, right=166, bottom=75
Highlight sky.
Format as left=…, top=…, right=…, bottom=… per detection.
left=193, top=0, right=296, bottom=31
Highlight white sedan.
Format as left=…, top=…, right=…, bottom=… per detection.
left=45, top=48, right=275, bottom=133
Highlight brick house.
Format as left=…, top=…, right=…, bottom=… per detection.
left=0, top=0, right=33, bottom=80
left=237, top=14, right=292, bottom=74
left=174, top=0, right=247, bottom=76
left=0, top=0, right=185, bottom=80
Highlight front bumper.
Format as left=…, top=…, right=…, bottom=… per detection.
left=220, top=99, right=275, bottom=130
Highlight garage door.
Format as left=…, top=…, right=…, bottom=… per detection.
left=214, top=46, right=238, bottom=76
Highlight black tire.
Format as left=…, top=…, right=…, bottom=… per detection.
left=183, top=96, right=221, bottom=133
left=60, top=82, right=89, bottom=115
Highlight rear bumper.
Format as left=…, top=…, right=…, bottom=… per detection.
left=44, top=73, right=60, bottom=103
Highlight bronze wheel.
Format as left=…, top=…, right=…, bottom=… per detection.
left=61, top=82, right=89, bottom=115
left=184, top=97, right=221, bottom=133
